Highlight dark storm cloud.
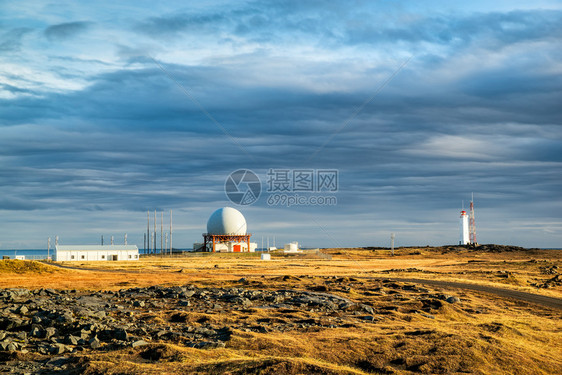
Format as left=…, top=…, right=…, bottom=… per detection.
left=2, top=1, right=562, bottom=247
left=135, top=13, right=229, bottom=36
left=133, top=3, right=562, bottom=52
left=0, top=83, right=34, bottom=95
left=44, top=21, right=91, bottom=41
left=343, top=10, right=562, bottom=46
left=2, top=55, right=559, bottom=217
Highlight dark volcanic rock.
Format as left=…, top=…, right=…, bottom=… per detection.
left=50, top=343, right=66, bottom=355
left=131, top=340, right=148, bottom=348
left=65, top=335, right=80, bottom=346
left=44, top=327, right=57, bottom=340
left=88, top=336, right=101, bottom=349
left=0, top=280, right=432, bottom=372
left=446, top=296, right=461, bottom=304
left=113, top=328, right=129, bottom=341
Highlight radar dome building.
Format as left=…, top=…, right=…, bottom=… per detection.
left=193, top=207, right=257, bottom=252
left=207, top=207, right=247, bottom=235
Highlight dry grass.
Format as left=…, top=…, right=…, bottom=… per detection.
left=0, top=259, right=63, bottom=274
left=2, top=248, right=561, bottom=374
left=76, top=301, right=562, bottom=374
left=3, top=248, right=559, bottom=296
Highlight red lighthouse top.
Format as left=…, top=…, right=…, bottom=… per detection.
left=460, top=210, right=467, bottom=215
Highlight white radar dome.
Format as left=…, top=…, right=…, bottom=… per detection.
left=206, top=207, right=247, bottom=235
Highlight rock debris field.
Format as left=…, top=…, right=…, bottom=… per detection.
left=1, top=278, right=464, bottom=374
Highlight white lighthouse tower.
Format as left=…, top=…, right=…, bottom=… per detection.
left=459, top=210, right=469, bottom=245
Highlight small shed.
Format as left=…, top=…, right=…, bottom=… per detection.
left=54, top=245, right=139, bottom=262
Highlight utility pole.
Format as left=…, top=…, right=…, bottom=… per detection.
left=47, top=237, right=51, bottom=261
left=147, top=210, right=150, bottom=253
left=391, top=233, right=395, bottom=256
left=161, top=211, right=164, bottom=254
left=170, top=210, right=173, bottom=255
left=124, top=233, right=127, bottom=245
left=153, top=210, right=157, bottom=253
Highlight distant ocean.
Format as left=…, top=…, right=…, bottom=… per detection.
left=0, top=249, right=52, bottom=260
left=0, top=248, right=196, bottom=260
left=0, top=247, right=559, bottom=260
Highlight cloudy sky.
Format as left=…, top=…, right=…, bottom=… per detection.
left=1, top=1, right=561, bottom=249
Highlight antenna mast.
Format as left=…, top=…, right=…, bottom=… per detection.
left=469, top=192, right=477, bottom=245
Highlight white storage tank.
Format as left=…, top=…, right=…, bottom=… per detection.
left=284, top=242, right=299, bottom=252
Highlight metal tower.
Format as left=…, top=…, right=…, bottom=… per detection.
left=469, top=193, right=477, bottom=245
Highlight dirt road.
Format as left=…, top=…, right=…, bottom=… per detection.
left=43, top=261, right=562, bottom=311
left=389, top=277, right=562, bottom=310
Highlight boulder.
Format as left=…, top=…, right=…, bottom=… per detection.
left=0, top=316, right=25, bottom=331
left=50, top=343, right=65, bottom=355
left=30, top=325, right=44, bottom=338
left=113, top=328, right=129, bottom=341
left=65, top=335, right=80, bottom=346
left=45, top=327, right=58, bottom=340
left=89, top=336, right=101, bottom=349
left=361, top=304, right=375, bottom=314
left=0, top=341, right=10, bottom=351
left=446, top=296, right=461, bottom=304
left=17, top=305, right=29, bottom=315
left=131, top=340, right=148, bottom=348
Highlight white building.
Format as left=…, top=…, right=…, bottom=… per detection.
left=284, top=242, right=300, bottom=253
left=54, top=245, right=139, bottom=261
left=459, top=210, right=469, bottom=245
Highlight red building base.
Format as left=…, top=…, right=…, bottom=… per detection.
left=202, top=234, right=251, bottom=253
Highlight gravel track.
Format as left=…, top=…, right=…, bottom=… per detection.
left=42, top=262, right=562, bottom=310
left=387, top=277, right=562, bottom=310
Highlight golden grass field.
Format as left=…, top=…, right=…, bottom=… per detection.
left=1, top=247, right=561, bottom=374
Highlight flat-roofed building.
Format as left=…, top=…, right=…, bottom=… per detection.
left=54, top=245, right=139, bottom=261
